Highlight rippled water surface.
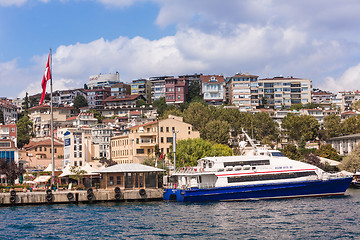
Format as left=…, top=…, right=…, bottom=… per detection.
left=1, top=189, right=360, bottom=240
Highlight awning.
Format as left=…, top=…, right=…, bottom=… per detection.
left=33, top=175, right=51, bottom=183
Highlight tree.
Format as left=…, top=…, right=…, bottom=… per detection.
left=281, top=113, right=320, bottom=142
left=202, top=120, right=230, bottom=145
left=0, top=159, right=25, bottom=185
left=281, top=144, right=301, bottom=160
left=161, top=108, right=183, bottom=119
left=136, top=99, right=146, bottom=107
left=251, top=112, right=279, bottom=143
left=341, top=115, right=360, bottom=135
left=169, top=138, right=233, bottom=167
left=84, top=84, right=88, bottom=90
left=323, top=114, right=342, bottom=139
left=153, top=97, right=168, bottom=117
left=183, top=102, right=212, bottom=135
left=99, top=158, right=117, bottom=167
left=187, top=80, right=202, bottom=103
left=22, top=92, right=30, bottom=114
left=303, top=153, right=325, bottom=169
left=86, top=110, right=104, bottom=123
left=0, top=110, right=4, bottom=125
left=17, top=114, right=33, bottom=148
left=340, top=143, right=360, bottom=173
left=69, top=166, right=87, bottom=185
left=316, top=144, right=341, bottom=161
left=73, top=95, right=88, bottom=109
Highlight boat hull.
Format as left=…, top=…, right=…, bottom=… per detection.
left=163, top=177, right=353, bottom=202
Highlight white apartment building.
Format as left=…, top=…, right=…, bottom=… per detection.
left=201, top=75, right=225, bottom=105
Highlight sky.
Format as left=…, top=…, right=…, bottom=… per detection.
left=1, top=0, right=360, bottom=99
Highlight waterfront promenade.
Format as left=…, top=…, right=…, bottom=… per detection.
left=0, top=188, right=163, bottom=206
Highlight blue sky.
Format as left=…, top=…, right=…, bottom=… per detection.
left=1, top=0, right=360, bottom=98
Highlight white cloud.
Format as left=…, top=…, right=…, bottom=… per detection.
left=95, top=0, right=141, bottom=8
left=322, top=63, right=360, bottom=93
left=0, top=0, right=27, bottom=7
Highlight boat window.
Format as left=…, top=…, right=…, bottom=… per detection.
left=228, top=171, right=317, bottom=183
left=209, top=162, right=213, bottom=168
left=224, top=160, right=270, bottom=167
left=198, top=176, right=202, bottom=183
left=271, top=152, right=285, bottom=157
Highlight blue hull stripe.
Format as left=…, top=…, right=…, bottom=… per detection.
left=163, top=177, right=353, bottom=202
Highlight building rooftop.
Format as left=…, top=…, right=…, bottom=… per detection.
left=96, top=163, right=165, bottom=173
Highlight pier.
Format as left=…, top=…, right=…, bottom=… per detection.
left=0, top=188, right=163, bottom=206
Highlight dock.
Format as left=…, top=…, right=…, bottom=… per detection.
left=0, top=188, right=163, bottom=206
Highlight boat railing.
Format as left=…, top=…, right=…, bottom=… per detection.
left=198, top=183, right=216, bottom=189
left=175, top=167, right=204, bottom=174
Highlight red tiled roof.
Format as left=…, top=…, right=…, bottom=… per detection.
left=66, top=116, right=76, bottom=121
left=341, top=111, right=357, bottom=115
left=130, top=111, right=141, bottom=115
left=23, top=138, right=64, bottom=150
left=128, top=121, right=157, bottom=130
left=200, top=75, right=225, bottom=83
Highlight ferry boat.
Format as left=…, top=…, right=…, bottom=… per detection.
left=350, top=172, right=360, bottom=188
left=163, top=132, right=353, bottom=202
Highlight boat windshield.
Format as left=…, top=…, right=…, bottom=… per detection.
left=271, top=151, right=285, bottom=157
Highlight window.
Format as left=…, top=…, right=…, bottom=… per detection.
left=136, top=149, right=145, bottom=154
left=116, top=176, right=122, bottom=185
left=161, top=137, right=164, bottom=143
left=109, top=176, right=114, bottom=186
left=166, top=137, right=172, bottom=143
left=160, top=127, right=163, bottom=132
left=166, top=127, right=169, bottom=132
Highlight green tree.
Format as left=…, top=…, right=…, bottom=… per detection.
left=251, top=112, right=279, bottom=143
left=183, top=102, right=211, bottom=135
left=340, top=143, right=360, bottom=173
left=17, top=115, right=33, bottom=148
left=323, top=114, right=342, bottom=139
left=161, top=108, right=183, bottom=120
left=169, top=138, right=233, bottom=167
left=282, top=113, right=320, bottom=142
left=153, top=97, right=168, bottom=116
left=302, top=153, right=325, bottom=169
left=73, top=95, right=88, bottom=109
left=69, top=166, right=87, bottom=185
left=22, top=92, right=30, bottom=114
left=290, top=103, right=304, bottom=110
left=86, top=110, right=104, bottom=123
left=84, top=84, right=88, bottom=90
left=0, top=110, right=4, bottom=125
left=202, top=120, right=230, bottom=145
left=341, top=115, right=360, bottom=135
left=136, top=99, right=146, bottom=107
left=281, top=144, right=301, bottom=160
left=187, top=80, right=202, bottom=103
left=316, top=144, right=341, bottom=161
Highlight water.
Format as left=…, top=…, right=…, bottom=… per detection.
left=1, top=189, right=360, bottom=240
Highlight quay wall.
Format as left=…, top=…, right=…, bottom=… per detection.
left=0, top=189, right=163, bottom=206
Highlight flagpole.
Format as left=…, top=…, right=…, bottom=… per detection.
left=50, top=48, right=55, bottom=188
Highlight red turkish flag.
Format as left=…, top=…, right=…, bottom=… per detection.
left=40, top=52, right=51, bottom=104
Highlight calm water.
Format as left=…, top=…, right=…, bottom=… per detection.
left=1, top=189, right=360, bottom=240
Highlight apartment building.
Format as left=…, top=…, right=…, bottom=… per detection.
left=52, top=89, right=87, bottom=107
left=92, top=124, right=113, bottom=159
left=338, top=90, right=360, bottom=112
left=131, top=79, right=152, bottom=103
left=0, top=124, right=17, bottom=146
left=86, top=87, right=111, bottom=109
left=258, top=76, right=312, bottom=109
left=0, top=99, right=18, bottom=124
left=201, top=75, right=225, bottom=105
left=150, top=76, right=173, bottom=102
left=165, top=77, right=189, bottom=104
left=111, top=83, right=131, bottom=97
left=28, top=104, right=78, bottom=137
left=228, top=73, right=259, bottom=109
left=110, top=115, right=200, bottom=164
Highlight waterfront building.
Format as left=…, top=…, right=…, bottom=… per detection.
left=86, top=87, right=111, bottom=109
left=300, top=108, right=325, bottom=124
left=101, top=94, right=146, bottom=118
left=28, top=104, right=78, bottom=137
left=258, top=76, right=312, bottom=109
left=165, top=77, right=189, bottom=104
left=131, top=79, right=152, bottom=103
left=21, top=137, right=64, bottom=169
left=228, top=73, right=259, bottom=110
left=110, top=115, right=200, bottom=164
left=201, top=75, right=225, bottom=105
left=92, top=124, right=114, bottom=160
left=56, top=127, right=92, bottom=167
left=327, top=133, right=360, bottom=156
left=96, top=163, right=165, bottom=190
left=87, top=72, right=120, bottom=89
left=0, top=138, right=19, bottom=184
left=150, top=76, right=173, bottom=102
